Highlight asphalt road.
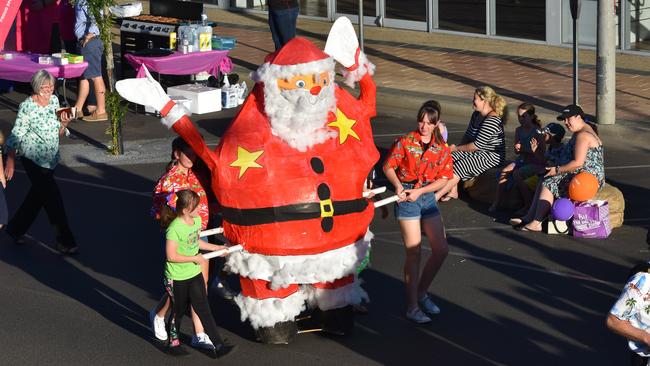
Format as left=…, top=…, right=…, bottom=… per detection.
left=0, top=100, right=648, bottom=365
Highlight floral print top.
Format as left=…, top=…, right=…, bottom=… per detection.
left=151, top=164, right=209, bottom=230
left=384, top=130, right=453, bottom=188
left=6, top=95, right=61, bottom=169
left=610, top=272, right=650, bottom=356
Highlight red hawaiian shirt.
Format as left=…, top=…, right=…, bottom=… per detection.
left=384, top=131, right=453, bottom=187
left=151, top=164, right=210, bottom=230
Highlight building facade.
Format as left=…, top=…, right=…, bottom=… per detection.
left=205, top=0, right=649, bottom=53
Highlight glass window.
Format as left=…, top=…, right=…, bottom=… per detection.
left=385, top=0, right=426, bottom=22
left=438, top=0, right=486, bottom=34
left=562, top=0, right=619, bottom=47
left=495, top=0, right=545, bottom=40
left=300, top=0, right=328, bottom=17
left=336, top=0, right=376, bottom=16
left=629, top=0, right=650, bottom=51
left=232, top=0, right=262, bottom=10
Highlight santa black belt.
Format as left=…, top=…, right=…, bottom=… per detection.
left=220, top=199, right=368, bottom=232
left=221, top=183, right=368, bottom=232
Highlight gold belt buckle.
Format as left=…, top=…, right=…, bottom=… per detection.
left=320, top=199, right=334, bottom=217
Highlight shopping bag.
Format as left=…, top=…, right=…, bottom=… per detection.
left=572, top=200, right=612, bottom=239
left=221, top=75, right=247, bottom=109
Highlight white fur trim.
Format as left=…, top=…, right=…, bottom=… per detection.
left=234, top=290, right=307, bottom=329
left=225, top=230, right=373, bottom=289
left=252, top=57, right=335, bottom=83
left=161, top=103, right=191, bottom=129
left=341, top=51, right=375, bottom=88
left=304, top=281, right=369, bottom=311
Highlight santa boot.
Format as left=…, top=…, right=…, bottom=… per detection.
left=256, top=320, right=298, bottom=345
left=312, top=305, right=354, bottom=336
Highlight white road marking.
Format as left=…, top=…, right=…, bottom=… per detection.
left=373, top=236, right=620, bottom=286
left=14, top=170, right=150, bottom=197
left=605, top=164, right=650, bottom=170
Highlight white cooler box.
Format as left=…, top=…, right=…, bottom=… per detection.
left=145, top=96, right=193, bottom=116
left=167, top=84, right=222, bottom=114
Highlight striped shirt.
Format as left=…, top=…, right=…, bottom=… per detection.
left=463, top=112, right=505, bottom=160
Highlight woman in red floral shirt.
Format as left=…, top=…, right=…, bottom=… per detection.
left=383, top=100, right=451, bottom=324
left=149, top=138, right=216, bottom=350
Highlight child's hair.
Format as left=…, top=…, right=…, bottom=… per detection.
left=626, top=262, right=650, bottom=282
left=518, top=102, right=542, bottom=128
left=160, top=189, right=200, bottom=228
left=166, top=137, right=191, bottom=171
left=417, top=100, right=445, bottom=146
left=475, top=86, right=508, bottom=124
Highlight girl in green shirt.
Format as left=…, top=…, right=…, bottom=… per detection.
left=160, top=189, right=233, bottom=358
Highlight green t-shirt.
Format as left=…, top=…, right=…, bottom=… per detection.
left=165, top=216, right=202, bottom=280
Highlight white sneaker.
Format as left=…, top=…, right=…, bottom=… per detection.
left=406, top=308, right=431, bottom=324
left=149, top=308, right=167, bottom=341
left=191, top=332, right=215, bottom=350
left=418, top=295, right=441, bottom=315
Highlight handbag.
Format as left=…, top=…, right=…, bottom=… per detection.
left=544, top=219, right=570, bottom=235
left=572, top=200, right=612, bottom=239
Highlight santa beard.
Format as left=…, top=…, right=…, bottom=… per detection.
left=261, top=73, right=337, bottom=152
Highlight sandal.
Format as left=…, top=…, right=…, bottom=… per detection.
left=509, top=218, right=523, bottom=226
left=439, top=196, right=457, bottom=202
left=514, top=223, right=542, bottom=232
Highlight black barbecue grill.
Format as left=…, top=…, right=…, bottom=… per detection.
left=119, top=0, right=204, bottom=75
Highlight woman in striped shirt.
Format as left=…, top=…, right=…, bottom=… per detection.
left=436, top=86, right=507, bottom=202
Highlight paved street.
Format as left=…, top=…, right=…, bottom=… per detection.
left=0, top=100, right=648, bottom=365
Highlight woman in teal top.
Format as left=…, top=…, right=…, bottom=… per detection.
left=4, top=70, right=78, bottom=254
left=159, top=189, right=234, bottom=358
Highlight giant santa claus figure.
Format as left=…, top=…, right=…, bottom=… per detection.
left=118, top=18, right=379, bottom=344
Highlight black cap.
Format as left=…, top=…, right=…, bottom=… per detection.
left=557, top=104, right=585, bottom=121
left=545, top=123, right=566, bottom=139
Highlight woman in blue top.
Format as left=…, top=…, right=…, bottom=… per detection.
left=5, top=70, right=77, bottom=254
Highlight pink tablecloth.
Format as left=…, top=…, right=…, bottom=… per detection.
left=124, top=50, right=233, bottom=78
left=0, top=52, right=88, bottom=82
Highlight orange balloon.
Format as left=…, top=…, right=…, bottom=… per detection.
left=568, top=172, right=599, bottom=201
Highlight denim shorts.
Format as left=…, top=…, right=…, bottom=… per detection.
left=80, top=37, right=104, bottom=79
left=394, top=183, right=440, bottom=220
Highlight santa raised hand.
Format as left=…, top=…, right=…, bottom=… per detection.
left=117, top=17, right=378, bottom=344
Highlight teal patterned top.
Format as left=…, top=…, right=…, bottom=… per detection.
left=6, top=95, right=62, bottom=169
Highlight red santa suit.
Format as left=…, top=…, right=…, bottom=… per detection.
left=116, top=30, right=378, bottom=332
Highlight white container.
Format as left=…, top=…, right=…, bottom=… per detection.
left=38, top=56, right=53, bottom=65
left=167, top=84, right=221, bottom=114
left=52, top=53, right=69, bottom=65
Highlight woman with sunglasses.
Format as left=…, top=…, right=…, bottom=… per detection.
left=4, top=70, right=78, bottom=254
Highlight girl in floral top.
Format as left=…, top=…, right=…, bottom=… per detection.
left=383, top=100, right=451, bottom=324
left=5, top=70, right=77, bottom=254
left=149, top=137, right=216, bottom=350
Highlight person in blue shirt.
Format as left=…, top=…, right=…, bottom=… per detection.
left=73, top=0, right=108, bottom=122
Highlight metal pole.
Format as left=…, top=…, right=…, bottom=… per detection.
left=596, top=0, right=616, bottom=125
left=570, top=0, right=581, bottom=105
left=573, top=17, right=579, bottom=105
left=358, top=0, right=364, bottom=50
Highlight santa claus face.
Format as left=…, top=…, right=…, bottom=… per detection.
left=261, top=67, right=337, bottom=152
left=277, top=72, right=331, bottom=96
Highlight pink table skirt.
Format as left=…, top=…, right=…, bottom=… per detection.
left=124, top=50, right=233, bottom=78
left=0, top=52, right=88, bottom=82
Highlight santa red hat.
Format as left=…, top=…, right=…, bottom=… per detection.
left=253, top=37, right=335, bottom=83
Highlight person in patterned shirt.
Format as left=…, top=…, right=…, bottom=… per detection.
left=383, top=100, right=451, bottom=324
left=608, top=254, right=650, bottom=366
left=149, top=137, right=216, bottom=350
left=4, top=70, right=77, bottom=254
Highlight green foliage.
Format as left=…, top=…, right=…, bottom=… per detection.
left=105, top=91, right=127, bottom=155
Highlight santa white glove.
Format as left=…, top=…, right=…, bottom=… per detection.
left=324, top=17, right=375, bottom=88
left=116, top=65, right=171, bottom=112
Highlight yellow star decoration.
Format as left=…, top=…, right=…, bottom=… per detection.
left=230, top=146, right=264, bottom=178
left=328, top=108, right=360, bottom=144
